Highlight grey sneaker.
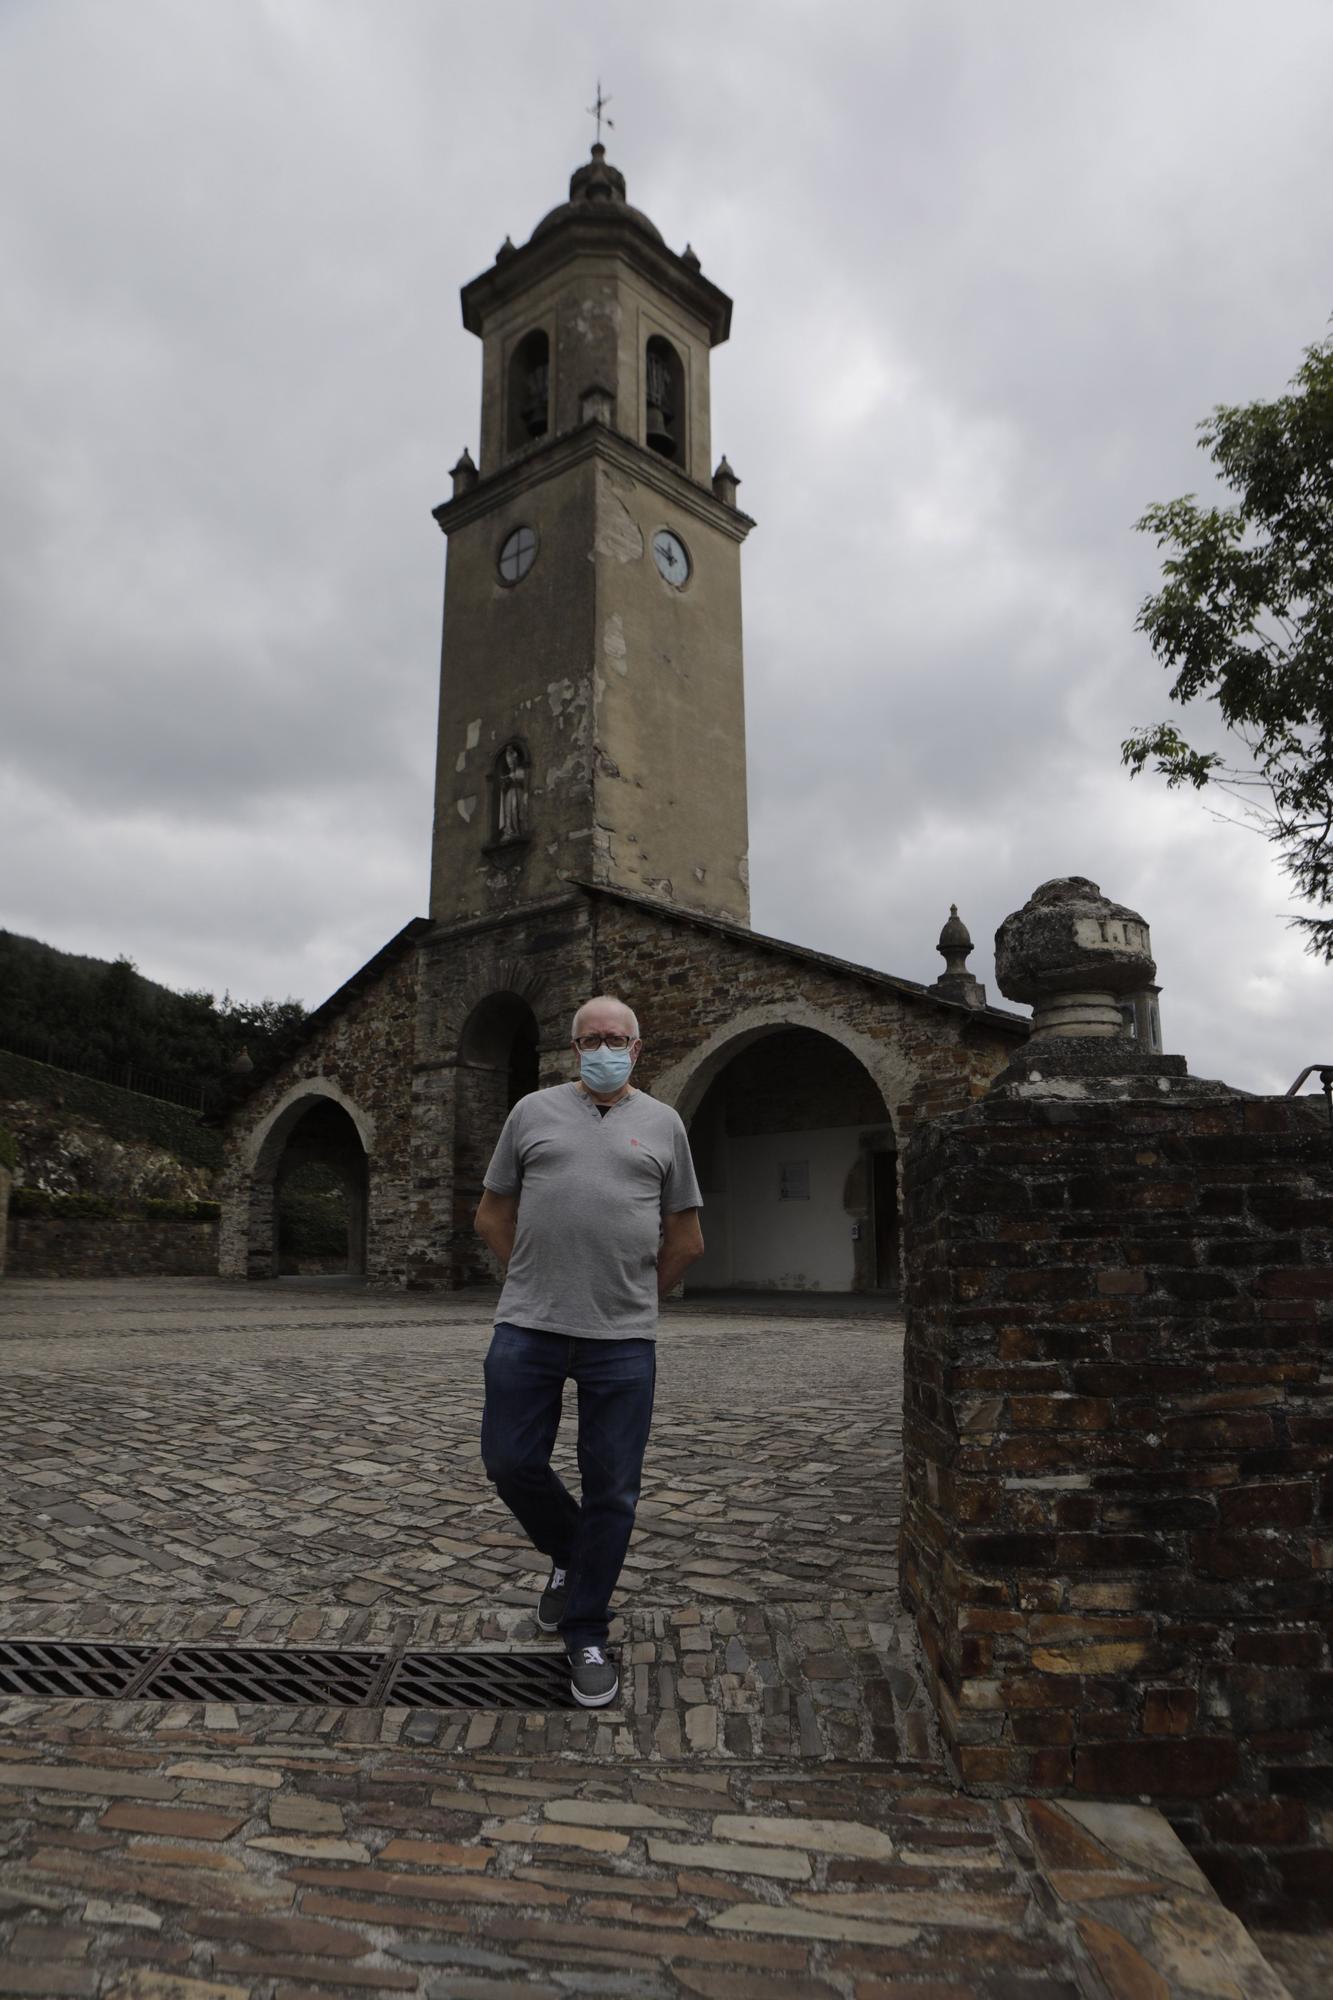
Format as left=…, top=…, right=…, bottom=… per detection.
left=536, top=1566, right=568, bottom=1633
left=569, top=1645, right=619, bottom=1708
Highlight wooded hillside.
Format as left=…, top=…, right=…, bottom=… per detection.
left=0, top=931, right=306, bottom=1101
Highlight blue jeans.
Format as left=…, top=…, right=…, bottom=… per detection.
left=480, top=1322, right=657, bottom=1652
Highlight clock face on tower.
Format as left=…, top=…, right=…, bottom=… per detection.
left=651, top=529, right=690, bottom=586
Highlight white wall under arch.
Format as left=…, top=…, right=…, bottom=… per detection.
left=655, top=1004, right=902, bottom=1294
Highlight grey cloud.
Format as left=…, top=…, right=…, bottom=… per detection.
left=2, top=0, right=1331, bottom=1097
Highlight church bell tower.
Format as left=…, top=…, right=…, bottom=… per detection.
left=428, top=145, right=754, bottom=928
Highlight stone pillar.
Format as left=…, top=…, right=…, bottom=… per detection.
left=899, top=877, right=1333, bottom=1922
left=0, top=1163, right=11, bottom=1277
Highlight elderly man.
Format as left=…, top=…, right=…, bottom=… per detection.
left=475, top=995, right=704, bottom=1707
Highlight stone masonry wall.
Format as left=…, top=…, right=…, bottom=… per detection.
left=900, top=1090, right=1333, bottom=1922
left=6, top=1213, right=218, bottom=1279
left=219, top=942, right=420, bottom=1283
left=589, top=892, right=1024, bottom=1136
left=222, top=888, right=1023, bottom=1288
left=411, top=895, right=595, bottom=1288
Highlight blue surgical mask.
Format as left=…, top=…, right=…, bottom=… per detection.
left=580, top=1047, right=634, bottom=1094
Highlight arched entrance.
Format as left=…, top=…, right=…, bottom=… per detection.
left=275, top=1100, right=369, bottom=1277
left=682, top=1026, right=897, bottom=1294
left=236, top=1083, right=373, bottom=1281
left=452, top=991, right=540, bottom=1284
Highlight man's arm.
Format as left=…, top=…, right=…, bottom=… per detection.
left=658, top=1207, right=705, bottom=1298
left=475, top=1191, right=519, bottom=1268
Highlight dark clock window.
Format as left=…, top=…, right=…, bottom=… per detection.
left=498, top=526, right=537, bottom=585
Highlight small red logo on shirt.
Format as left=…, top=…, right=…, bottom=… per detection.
left=630, top=1138, right=640, bottom=1146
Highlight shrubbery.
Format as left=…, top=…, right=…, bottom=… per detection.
left=279, top=1159, right=348, bottom=1258
left=9, top=1188, right=219, bottom=1223
left=11, top=1188, right=117, bottom=1218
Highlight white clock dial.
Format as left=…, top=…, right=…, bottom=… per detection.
left=652, top=529, right=690, bottom=586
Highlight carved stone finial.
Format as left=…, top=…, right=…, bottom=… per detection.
left=988, top=876, right=1193, bottom=1095
left=230, top=1045, right=254, bottom=1075
left=496, top=235, right=516, bottom=261
left=995, top=876, right=1154, bottom=1040
left=930, top=904, right=986, bottom=1008
left=450, top=447, right=478, bottom=497
left=712, top=455, right=740, bottom=506
left=682, top=242, right=702, bottom=270
left=937, top=904, right=972, bottom=976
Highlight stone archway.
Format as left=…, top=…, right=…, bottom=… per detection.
left=451, top=991, right=541, bottom=1285
left=669, top=1022, right=897, bottom=1295
left=229, top=1080, right=375, bottom=1281
left=652, top=999, right=912, bottom=1134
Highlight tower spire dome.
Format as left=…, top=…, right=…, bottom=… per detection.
left=529, top=142, right=663, bottom=246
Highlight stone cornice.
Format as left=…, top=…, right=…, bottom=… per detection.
left=461, top=218, right=732, bottom=345
left=419, top=892, right=588, bottom=950
left=432, top=421, right=756, bottom=545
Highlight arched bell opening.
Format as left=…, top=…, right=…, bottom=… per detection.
left=507, top=328, right=550, bottom=451
left=684, top=1026, right=897, bottom=1295
left=644, top=334, right=686, bottom=463
left=452, top=992, right=541, bottom=1282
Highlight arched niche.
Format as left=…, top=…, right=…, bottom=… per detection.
left=645, top=334, right=686, bottom=463
left=507, top=328, right=550, bottom=450
left=452, top=991, right=541, bottom=1282
left=488, top=739, right=531, bottom=848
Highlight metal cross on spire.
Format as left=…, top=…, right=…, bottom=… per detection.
left=586, top=80, right=614, bottom=145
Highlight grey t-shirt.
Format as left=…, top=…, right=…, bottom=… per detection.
left=483, top=1083, right=703, bottom=1340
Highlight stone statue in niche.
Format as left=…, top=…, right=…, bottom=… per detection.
left=496, top=744, right=529, bottom=843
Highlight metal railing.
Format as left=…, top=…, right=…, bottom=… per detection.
left=0, top=1032, right=222, bottom=1114
left=1285, top=1064, right=1333, bottom=1127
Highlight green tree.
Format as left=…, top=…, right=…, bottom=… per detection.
left=1123, top=330, right=1333, bottom=959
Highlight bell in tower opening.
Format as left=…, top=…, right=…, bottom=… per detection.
left=507, top=328, right=550, bottom=450
left=645, top=335, right=684, bottom=460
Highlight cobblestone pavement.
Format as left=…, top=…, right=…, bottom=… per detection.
left=0, top=1281, right=1303, bottom=1998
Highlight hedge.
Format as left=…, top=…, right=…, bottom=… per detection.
left=9, top=1189, right=219, bottom=1223
left=0, top=1049, right=222, bottom=1171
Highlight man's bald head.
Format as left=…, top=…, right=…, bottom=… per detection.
left=571, top=996, right=640, bottom=1042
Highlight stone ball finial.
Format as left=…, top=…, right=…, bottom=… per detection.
left=995, top=876, right=1155, bottom=1040
left=230, top=1045, right=254, bottom=1075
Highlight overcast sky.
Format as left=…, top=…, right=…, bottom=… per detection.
left=3, top=0, right=1331, bottom=1094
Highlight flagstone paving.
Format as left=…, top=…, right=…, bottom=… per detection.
left=0, top=1279, right=1308, bottom=1996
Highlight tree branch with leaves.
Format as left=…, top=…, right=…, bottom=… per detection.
left=1123, top=329, right=1333, bottom=958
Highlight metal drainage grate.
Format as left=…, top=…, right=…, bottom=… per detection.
left=140, top=1646, right=386, bottom=1708
left=0, top=1640, right=158, bottom=1700
left=391, top=1648, right=576, bottom=1710
left=0, top=1639, right=602, bottom=1711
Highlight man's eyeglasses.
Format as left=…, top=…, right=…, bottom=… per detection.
left=573, top=1033, right=634, bottom=1051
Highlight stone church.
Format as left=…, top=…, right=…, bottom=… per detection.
left=219, top=145, right=1027, bottom=1292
